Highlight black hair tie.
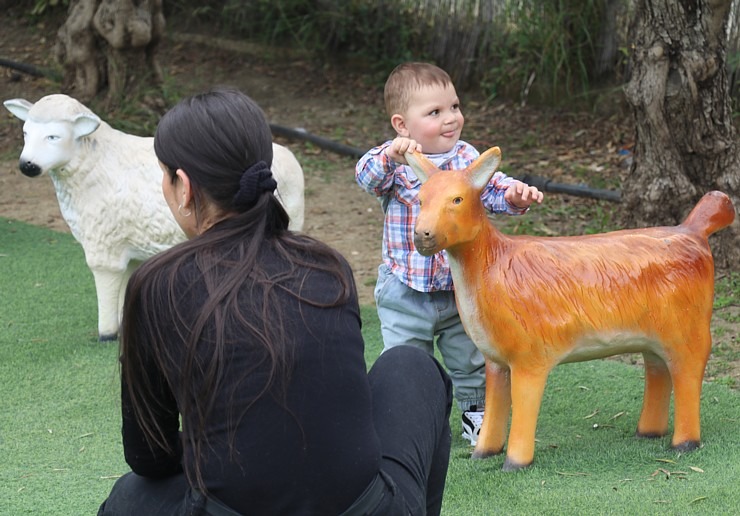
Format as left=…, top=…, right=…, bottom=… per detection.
left=233, top=161, right=277, bottom=211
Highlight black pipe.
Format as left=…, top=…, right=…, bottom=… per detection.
left=1, top=55, right=622, bottom=203
left=0, top=57, right=62, bottom=81
left=270, top=124, right=366, bottom=159
left=516, top=174, right=621, bottom=203
left=270, top=123, right=622, bottom=203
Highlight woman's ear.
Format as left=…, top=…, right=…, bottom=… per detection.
left=391, top=113, right=409, bottom=137
left=175, top=168, right=193, bottom=210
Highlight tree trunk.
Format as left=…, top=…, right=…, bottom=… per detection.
left=623, top=0, right=740, bottom=271
left=55, top=0, right=165, bottom=105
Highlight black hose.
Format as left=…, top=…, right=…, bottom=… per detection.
left=516, top=174, right=621, bottom=203
left=0, top=57, right=46, bottom=77
left=270, top=124, right=366, bottom=159
left=0, top=57, right=62, bottom=81
left=270, top=123, right=622, bottom=203
left=1, top=55, right=622, bottom=204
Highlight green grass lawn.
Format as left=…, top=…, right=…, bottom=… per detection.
left=1, top=218, right=738, bottom=515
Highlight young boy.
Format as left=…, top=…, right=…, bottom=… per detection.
left=355, top=62, right=543, bottom=445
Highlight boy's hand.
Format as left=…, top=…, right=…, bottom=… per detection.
left=505, top=181, right=544, bottom=209
left=386, top=137, right=422, bottom=164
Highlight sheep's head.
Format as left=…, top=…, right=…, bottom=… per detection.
left=4, top=94, right=100, bottom=177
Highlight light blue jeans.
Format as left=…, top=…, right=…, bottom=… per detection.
left=374, top=264, right=485, bottom=411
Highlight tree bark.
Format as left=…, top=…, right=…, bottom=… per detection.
left=55, top=0, right=165, bottom=105
left=623, top=0, right=740, bottom=270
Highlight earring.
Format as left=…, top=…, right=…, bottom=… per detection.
left=178, top=203, right=192, bottom=217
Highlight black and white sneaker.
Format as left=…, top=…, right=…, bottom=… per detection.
left=461, top=406, right=484, bottom=446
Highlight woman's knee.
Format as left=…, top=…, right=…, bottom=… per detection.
left=371, top=345, right=452, bottom=407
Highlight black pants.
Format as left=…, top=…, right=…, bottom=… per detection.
left=98, top=345, right=453, bottom=515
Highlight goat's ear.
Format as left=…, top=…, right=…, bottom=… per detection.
left=3, top=98, right=33, bottom=121
left=72, top=112, right=101, bottom=139
left=469, top=147, right=502, bottom=190
left=405, top=151, right=439, bottom=184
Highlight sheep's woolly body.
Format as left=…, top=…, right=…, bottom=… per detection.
left=4, top=94, right=305, bottom=340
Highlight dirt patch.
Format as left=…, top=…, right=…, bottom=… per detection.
left=1, top=9, right=737, bottom=387
left=0, top=10, right=389, bottom=306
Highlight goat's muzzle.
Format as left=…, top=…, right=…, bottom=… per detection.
left=414, top=230, right=438, bottom=256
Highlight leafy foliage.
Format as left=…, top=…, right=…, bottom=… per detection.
left=29, top=0, right=68, bottom=16
left=17, top=0, right=740, bottom=110
left=161, top=0, right=611, bottom=104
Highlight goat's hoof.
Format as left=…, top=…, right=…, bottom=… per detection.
left=471, top=446, right=504, bottom=460
left=672, top=440, right=701, bottom=452
left=98, top=333, right=118, bottom=342
left=502, top=457, right=533, bottom=472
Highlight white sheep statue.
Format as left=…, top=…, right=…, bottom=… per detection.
left=4, top=93, right=305, bottom=341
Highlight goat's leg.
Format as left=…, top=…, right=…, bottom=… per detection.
left=90, top=266, right=125, bottom=341
left=668, top=330, right=711, bottom=451
left=502, top=365, right=549, bottom=471
left=636, top=352, right=672, bottom=438
left=472, top=360, right=510, bottom=459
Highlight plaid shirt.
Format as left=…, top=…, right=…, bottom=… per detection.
left=356, top=139, right=526, bottom=292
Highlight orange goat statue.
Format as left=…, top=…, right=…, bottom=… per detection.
left=409, top=147, right=736, bottom=471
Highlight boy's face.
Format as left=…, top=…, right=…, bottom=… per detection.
left=393, top=83, right=464, bottom=155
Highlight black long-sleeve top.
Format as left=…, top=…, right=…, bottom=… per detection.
left=120, top=242, right=381, bottom=514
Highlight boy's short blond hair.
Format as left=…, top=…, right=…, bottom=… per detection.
left=384, top=62, right=453, bottom=118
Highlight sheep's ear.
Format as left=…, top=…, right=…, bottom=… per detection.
left=72, top=112, right=101, bottom=139
left=3, top=98, right=34, bottom=121
left=469, top=147, right=502, bottom=190
left=405, top=151, right=439, bottom=184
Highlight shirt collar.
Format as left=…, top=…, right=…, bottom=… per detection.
left=423, top=145, right=459, bottom=169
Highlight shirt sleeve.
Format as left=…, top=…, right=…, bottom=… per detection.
left=481, top=172, right=528, bottom=215
left=121, top=373, right=183, bottom=478
left=355, top=141, right=397, bottom=198
left=120, top=301, right=183, bottom=478
left=459, top=143, right=523, bottom=215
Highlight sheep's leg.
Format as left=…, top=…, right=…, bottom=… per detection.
left=91, top=267, right=125, bottom=341
left=636, top=352, right=672, bottom=438
left=668, top=329, right=712, bottom=451
left=117, top=261, right=139, bottom=325
left=502, top=365, right=549, bottom=471
left=472, top=360, right=510, bottom=459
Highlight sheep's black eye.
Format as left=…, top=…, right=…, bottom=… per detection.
left=453, top=197, right=463, bottom=205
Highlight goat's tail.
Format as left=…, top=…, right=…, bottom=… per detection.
left=681, top=191, right=736, bottom=237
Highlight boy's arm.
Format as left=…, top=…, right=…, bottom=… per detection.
left=505, top=179, right=544, bottom=209
left=355, top=141, right=398, bottom=197
left=481, top=173, right=543, bottom=215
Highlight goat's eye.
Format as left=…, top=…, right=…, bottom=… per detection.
left=46, top=135, right=60, bottom=141
left=453, top=197, right=463, bottom=205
